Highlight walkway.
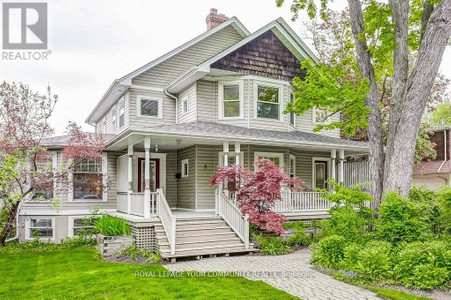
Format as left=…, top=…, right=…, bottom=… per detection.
left=166, top=248, right=379, bottom=300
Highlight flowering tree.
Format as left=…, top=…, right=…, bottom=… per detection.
left=210, top=158, right=306, bottom=235
left=0, top=82, right=106, bottom=246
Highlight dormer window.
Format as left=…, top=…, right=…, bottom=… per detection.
left=138, top=96, right=162, bottom=118
left=219, top=81, right=243, bottom=119
left=256, top=84, right=280, bottom=120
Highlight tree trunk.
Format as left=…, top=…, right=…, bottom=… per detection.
left=383, top=0, right=451, bottom=195
left=0, top=203, right=19, bottom=246
left=347, top=0, right=385, bottom=208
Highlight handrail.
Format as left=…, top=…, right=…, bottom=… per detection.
left=156, top=188, right=176, bottom=255
left=216, top=189, right=249, bottom=249
left=277, top=191, right=333, bottom=212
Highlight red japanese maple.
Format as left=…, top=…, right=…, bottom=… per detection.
left=210, top=158, right=306, bottom=235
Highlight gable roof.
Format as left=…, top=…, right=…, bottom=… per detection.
left=166, top=18, right=319, bottom=93
left=86, top=17, right=250, bottom=125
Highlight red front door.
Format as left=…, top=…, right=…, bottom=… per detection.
left=137, top=158, right=160, bottom=192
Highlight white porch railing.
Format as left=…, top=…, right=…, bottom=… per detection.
left=216, top=189, right=249, bottom=249
left=277, top=191, right=333, bottom=213
left=156, top=188, right=176, bottom=255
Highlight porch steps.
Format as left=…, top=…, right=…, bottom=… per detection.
left=154, top=216, right=256, bottom=260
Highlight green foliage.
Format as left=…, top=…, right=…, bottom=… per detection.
left=311, top=235, right=346, bottom=269
left=414, top=125, right=437, bottom=165
left=94, top=215, right=131, bottom=236
left=0, top=236, right=96, bottom=254
left=254, top=234, right=293, bottom=255
left=376, top=192, right=427, bottom=244
left=366, top=286, right=433, bottom=300
left=116, top=245, right=161, bottom=263
left=426, top=100, right=451, bottom=126
left=355, top=241, right=392, bottom=281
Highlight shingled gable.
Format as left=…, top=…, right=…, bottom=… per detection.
left=211, top=30, right=305, bottom=81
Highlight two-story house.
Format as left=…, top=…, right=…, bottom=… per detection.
left=19, top=9, right=369, bottom=260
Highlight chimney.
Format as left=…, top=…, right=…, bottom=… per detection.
left=206, top=8, right=229, bottom=31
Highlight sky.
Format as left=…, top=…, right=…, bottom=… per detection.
left=1, top=0, right=450, bottom=134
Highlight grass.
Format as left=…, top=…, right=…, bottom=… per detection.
left=0, top=247, right=296, bottom=299
left=367, top=286, right=433, bottom=300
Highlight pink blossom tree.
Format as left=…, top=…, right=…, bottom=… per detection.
left=0, top=82, right=106, bottom=246
left=210, top=158, right=306, bottom=235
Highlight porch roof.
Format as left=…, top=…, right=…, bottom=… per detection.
left=118, top=122, right=369, bottom=153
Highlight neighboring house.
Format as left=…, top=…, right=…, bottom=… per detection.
left=19, top=9, right=369, bottom=260
left=413, top=126, right=451, bottom=189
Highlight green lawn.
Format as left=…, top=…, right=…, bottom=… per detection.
left=0, top=248, right=296, bottom=299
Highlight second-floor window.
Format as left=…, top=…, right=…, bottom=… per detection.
left=118, top=98, right=125, bottom=128
left=256, top=85, right=280, bottom=120
left=290, top=93, right=295, bottom=126
left=219, top=82, right=243, bottom=119
left=313, top=107, right=329, bottom=124
left=111, top=106, right=117, bottom=133
left=138, top=96, right=162, bottom=118
left=182, top=96, right=188, bottom=114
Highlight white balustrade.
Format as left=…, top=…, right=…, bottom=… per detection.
left=157, top=188, right=176, bottom=255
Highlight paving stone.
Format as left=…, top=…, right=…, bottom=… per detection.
left=166, top=248, right=379, bottom=300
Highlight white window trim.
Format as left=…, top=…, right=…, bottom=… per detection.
left=218, top=80, right=244, bottom=120
left=118, top=97, right=125, bottom=128
left=253, top=80, right=284, bottom=121
left=289, top=154, right=296, bottom=176
left=289, top=92, right=296, bottom=127
left=68, top=216, right=95, bottom=238
left=312, top=107, right=331, bottom=125
left=111, top=105, right=117, bottom=133
left=25, top=217, right=55, bottom=241
left=254, top=152, right=284, bottom=169
left=137, top=95, right=163, bottom=119
left=218, top=152, right=245, bottom=167
left=68, top=154, right=108, bottom=203
left=181, top=159, right=189, bottom=178
left=312, top=157, right=332, bottom=189
left=182, top=96, right=189, bottom=115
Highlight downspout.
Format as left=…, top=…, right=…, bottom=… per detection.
left=437, top=129, right=447, bottom=173
left=5, top=201, right=22, bottom=243
left=164, top=89, right=178, bottom=124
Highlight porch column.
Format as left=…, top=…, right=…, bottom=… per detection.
left=143, top=137, right=151, bottom=218
left=338, top=149, right=345, bottom=185
left=235, top=142, right=240, bottom=165
left=223, top=141, right=229, bottom=166
left=331, top=149, right=337, bottom=181
left=127, top=144, right=133, bottom=214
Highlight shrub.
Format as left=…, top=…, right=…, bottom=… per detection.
left=355, top=241, right=392, bottom=282
left=94, top=215, right=131, bottom=236
left=395, top=240, right=451, bottom=289
left=311, top=235, right=346, bottom=269
left=116, top=245, right=161, bottom=263
left=254, top=235, right=293, bottom=255
left=321, top=205, right=370, bottom=243
left=286, top=227, right=312, bottom=246
left=376, top=192, right=426, bottom=244
left=341, top=243, right=362, bottom=271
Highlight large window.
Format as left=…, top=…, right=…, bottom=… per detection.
left=28, top=218, right=54, bottom=239
left=31, top=151, right=54, bottom=201
left=254, top=152, right=284, bottom=169
left=73, top=158, right=103, bottom=200
left=138, top=96, right=162, bottom=118
left=256, top=85, right=280, bottom=120
left=219, top=82, right=243, bottom=119
left=118, top=98, right=125, bottom=128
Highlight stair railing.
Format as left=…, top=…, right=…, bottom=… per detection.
left=156, top=188, right=176, bottom=255
left=216, top=189, right=249, bottom=249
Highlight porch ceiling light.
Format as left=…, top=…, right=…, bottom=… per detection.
left=155, top=145, right=159, bottom=152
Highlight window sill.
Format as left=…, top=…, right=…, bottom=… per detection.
left=71, top=199, right=107, bottom=203
left=255, top=117, right=283, bottom=122
left=218, top=116, right=245, bottom=121
left=137, top=114, right=163, bottom=119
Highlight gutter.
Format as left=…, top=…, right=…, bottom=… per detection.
left=164, top=89, right=178, bottom=124
left=437, top=129, right=448, bottom=173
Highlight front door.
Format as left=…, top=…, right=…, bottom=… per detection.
left=138, top=158, right=160, bottom=192
left=314, top=160, right=328, bottom=189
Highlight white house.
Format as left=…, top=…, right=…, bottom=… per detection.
left=19, top=9, right=370, bottom=260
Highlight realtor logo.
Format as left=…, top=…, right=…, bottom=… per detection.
left=2, top=2, right=47, bottom=50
